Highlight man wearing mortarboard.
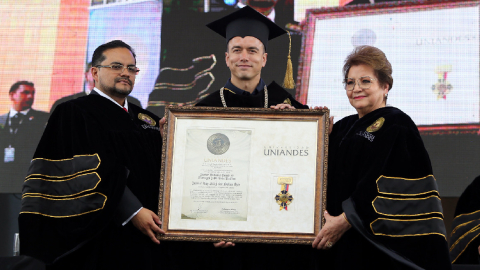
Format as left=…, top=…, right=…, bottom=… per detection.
left=191, top=5, right=314, bottom=270
left=196, top=6, right=308, bottom=110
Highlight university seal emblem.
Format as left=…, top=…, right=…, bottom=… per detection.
left=138, top=113, right=156, bottom=126
left=207, top=133, right=230, bottom=155
left=366, top=117, right=385, bottom=133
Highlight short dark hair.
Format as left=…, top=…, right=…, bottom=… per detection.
left=343, top=45, right=393, bottom=91
left=91, top=40, right=136, bottom=67
left=9, top=81, right=34, bottom=94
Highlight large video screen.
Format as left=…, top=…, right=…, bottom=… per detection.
left=0, top=0, right=162, bottom=193
left=303, top=3, right=479, bottom=126
left=297, top=0, right=480, bottom=196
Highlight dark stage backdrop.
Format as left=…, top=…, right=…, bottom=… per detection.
left=0, top=0, right=478, bottom=199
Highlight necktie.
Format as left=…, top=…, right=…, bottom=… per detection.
left=123, top=107, right=128, bottom=113
left=10, top=113, right=22, bottom=134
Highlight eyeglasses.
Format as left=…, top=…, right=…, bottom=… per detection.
left=343, top=76, right=377, bottom=91
left=95, top=64, right=140, bottom=75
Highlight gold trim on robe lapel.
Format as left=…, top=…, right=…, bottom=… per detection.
left=138, top=113, right=156, bottom=126
left=366, top=117, right=385, bottom=133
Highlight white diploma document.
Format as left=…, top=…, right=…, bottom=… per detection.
left=168, top=118, right=319, bottom=234
left=181, top=129, right=252, bottom=221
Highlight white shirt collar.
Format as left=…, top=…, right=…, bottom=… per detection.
left=92, top=87, right=129, bottom=111
left=236, top=3, right=275, bottom=22
left=9, top=108, right=30, bottom=118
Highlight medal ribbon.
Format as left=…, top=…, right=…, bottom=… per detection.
left=279, top=184, right=290, bottom=210
left=284, top=184, right=289, bottom=210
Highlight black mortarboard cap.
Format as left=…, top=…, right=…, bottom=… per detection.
left=206, top=5, right=286, bottom=50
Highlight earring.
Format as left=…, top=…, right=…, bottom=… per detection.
left=385, top=93, right=388, bottom=98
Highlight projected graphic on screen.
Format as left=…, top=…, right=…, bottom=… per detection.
left=0, top=0, right=162, bottom=193
left=301, top=3, right=479, bottom=126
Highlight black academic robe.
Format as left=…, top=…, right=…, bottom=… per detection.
left=191, top=81, right=313, bottom=270
left=51, top=91, right=143, bottom=113
left=450, top=175, right=480, bottom=264
left=18, top=93, right=165, bottom=269
left=196, top=81, right=308, bottom=109
left=325, top=106, right=451, bottom=269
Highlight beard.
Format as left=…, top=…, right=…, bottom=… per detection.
left=112, top=86, right=132, bottom=96
left=99, top=77, right=133, bottom=97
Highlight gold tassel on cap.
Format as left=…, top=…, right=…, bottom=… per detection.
left=283, top=30, right=295, bottom=89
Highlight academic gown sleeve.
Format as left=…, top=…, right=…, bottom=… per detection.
left=18, top=100, right=129, bottom=264
left=450, top=175, right=480, bottom=264
left=329, top=108, right=451, bottom=270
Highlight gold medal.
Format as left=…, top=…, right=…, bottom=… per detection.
left=275, top=177, right=293, bottom=210
left=138, top=113, right=156, bottom=126
left=366, top=117, right=385, bottom=133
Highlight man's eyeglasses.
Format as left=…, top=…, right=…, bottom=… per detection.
left=95, top=64, right=140, bottom=75
left=343, top=76, right=376, bottom=91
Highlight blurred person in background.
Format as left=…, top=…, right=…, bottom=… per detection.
left=0, top=81, right=48, bottom=192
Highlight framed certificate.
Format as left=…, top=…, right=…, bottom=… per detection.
left=158, top=106, right=329, bottom=244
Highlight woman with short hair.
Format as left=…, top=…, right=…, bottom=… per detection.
left=312, top=46, right=451, bottom=269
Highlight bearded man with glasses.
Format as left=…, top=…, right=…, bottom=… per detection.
left=50, top=62, right=143, bottom=114
left=19, top=40, right=167, bottom=270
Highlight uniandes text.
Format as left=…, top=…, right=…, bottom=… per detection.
left=264, top=147, right=309, bottom=156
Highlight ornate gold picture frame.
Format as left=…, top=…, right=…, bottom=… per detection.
left=158, top=106, right=328, bottom=244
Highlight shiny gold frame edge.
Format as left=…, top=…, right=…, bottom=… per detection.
left=158, top=106, right=329, bottom=244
